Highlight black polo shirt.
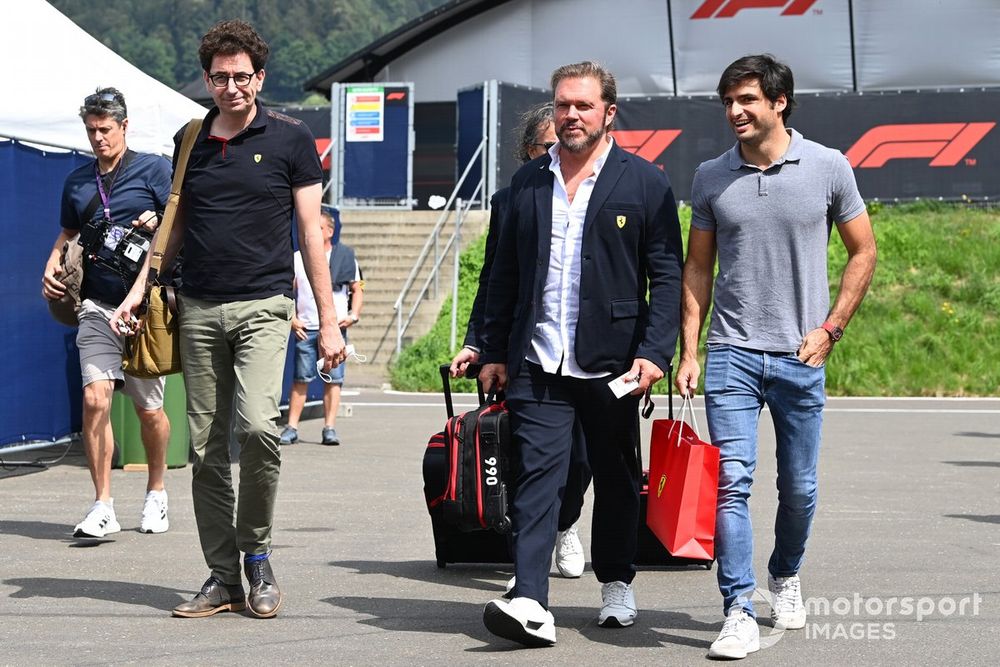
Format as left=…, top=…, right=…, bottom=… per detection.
left=173, top=101, right=322, bottom=301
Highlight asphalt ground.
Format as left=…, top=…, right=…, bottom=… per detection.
left=1, top=391, right=997, bottom=666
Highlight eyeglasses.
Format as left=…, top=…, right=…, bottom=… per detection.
left=84, top=92, right=120, bottom=106
left=207, top=72, right=257, bottom=88
left=532, top=142, right=556, bottom=150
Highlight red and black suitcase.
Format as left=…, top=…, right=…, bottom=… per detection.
left=422, top=365, right=513, bottom=568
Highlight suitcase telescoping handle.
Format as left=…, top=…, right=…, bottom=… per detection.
left=439, top=363, right=486, bottom=419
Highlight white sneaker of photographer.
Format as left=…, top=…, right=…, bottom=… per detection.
left=73, top=500, right=121, bottom=538
left=140, top=490, right=169, bottom=534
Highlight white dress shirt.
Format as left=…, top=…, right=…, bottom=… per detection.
left=526, top=137, right=614, bottom=378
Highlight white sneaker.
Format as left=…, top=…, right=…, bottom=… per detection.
left=483, top=596, right=556, bottom=647
left=140, top=490, right=169, bottom=534
left=554, top=524, right=585, bottom=578
left=504, top=576, right=516, bottom=597
left=708, top=609, right=760, bottom=660
left=768, top=574, right=806, bottom=629
left=597, top=581, right=637, bottom=628
left=73, top=500, right=121, bottom=538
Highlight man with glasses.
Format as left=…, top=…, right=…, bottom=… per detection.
left=281, top=206, right=363, bottom=447
left=113, top=20, right=344, bottom=619
left=42, top=87, right=172, bottom=539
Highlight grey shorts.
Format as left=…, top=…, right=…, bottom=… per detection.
left=76, top=299, right=165, bottom=410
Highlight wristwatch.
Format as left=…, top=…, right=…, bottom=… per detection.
left=821, top=321, right=844, bottom=342
left=349, top=313, right=359, bottom=323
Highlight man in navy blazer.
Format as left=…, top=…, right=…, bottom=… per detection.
left=479, top=61, right=684, bottom=647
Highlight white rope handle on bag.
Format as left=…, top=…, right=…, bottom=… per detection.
left=667, top=394, right=702, bottom=446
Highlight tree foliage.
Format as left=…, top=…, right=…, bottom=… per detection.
left=50, top=0, right=448, bottom=103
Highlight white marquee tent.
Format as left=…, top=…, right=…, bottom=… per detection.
left=0, top=0, right=205, bottom=450
left=0, top=0, right=205, bottom=153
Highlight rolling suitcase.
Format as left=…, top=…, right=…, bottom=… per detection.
left=635, top=366, right=713, bottom=569
left=422, top=364, right=513, bottom=568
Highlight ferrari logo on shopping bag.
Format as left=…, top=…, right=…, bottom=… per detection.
left=656, top=474, right=666, bottom=498
left=254, top=154, right=262, bottom=163
left=616, top=215, right=627, bottom=229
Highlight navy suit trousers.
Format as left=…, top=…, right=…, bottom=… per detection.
left=558, top=419, right=591, bottom=531
left=506, top=362, right=641, bottom=608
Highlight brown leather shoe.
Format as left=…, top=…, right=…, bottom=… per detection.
left=172, top=577, right=246, bottom=618
left=244, top=557, right=282, bottom=618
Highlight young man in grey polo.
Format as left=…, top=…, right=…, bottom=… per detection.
left=675, top=54, right=877, bottom=660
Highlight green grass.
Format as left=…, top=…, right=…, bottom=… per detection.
left=828, top=201, right=1000, bottom=395
left=390, top=202, right=1000, bottom=396
left=389, top=231, right=487, bottom=393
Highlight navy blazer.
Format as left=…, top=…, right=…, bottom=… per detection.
left=463, top=188, right=510, bottom=349
left=480, top=142, right=684, bottom=380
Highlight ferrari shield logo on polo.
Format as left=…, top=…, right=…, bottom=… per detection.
left=657, top=474, right=666, bottom=498
left=254, top=154, right=262, bottom=163
left=617, top=215, right=626, bottom=229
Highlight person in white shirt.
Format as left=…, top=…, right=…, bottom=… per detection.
left=281, top=207, right=363, bottom=446
left=478, top=62, right=684, bottom=647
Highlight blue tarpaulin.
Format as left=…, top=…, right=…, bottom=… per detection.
left=0, top=140, right=90, bottom=446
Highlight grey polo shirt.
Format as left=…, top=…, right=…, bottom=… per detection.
left=690, top=129, right=866, bottom=352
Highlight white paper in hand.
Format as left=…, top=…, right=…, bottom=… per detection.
left=608, top=372, right=640, bottom=399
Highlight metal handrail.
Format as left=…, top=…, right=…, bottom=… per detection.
left=394, top=137, right=487, bottom=356
left=319, top=139, right=336, bottom=197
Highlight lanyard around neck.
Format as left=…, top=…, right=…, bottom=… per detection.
left=93, top=150, right=132, bottom=221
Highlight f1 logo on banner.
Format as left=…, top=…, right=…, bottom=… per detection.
left=846, top=123, right=995, bottom=168
left=691, top=0, right=818, bottom=19
left=610, top=130, right=682, bottom=164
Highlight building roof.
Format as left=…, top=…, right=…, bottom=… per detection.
left=303, top=0, right=513, bottom=96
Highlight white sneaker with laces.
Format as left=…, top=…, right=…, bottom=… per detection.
left=483, top=596, right=556, bottom=647
left=73, top=500, right=121, bottom=538
left=597, top=581, right=637, bottom=627
left=708, top=609, right=760, bottom=660
left=140, top=490, right=169, bottom=534
left=768, top=574, right=806, bottom=629
left=554, top=524, right=585, bottom=578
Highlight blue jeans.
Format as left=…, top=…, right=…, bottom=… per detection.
left=293, top=328, right=347, bottom=384
left=704, top=344, right=826, bottom=617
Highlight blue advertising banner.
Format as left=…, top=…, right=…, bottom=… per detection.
left=343, top=85, right=411, bottom=203
left=455, top=87, right=485, bottom=201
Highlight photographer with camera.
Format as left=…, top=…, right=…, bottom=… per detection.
left=42, top=87, right=172, bottom=539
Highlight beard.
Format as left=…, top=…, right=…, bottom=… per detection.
left=558, top=122, right=606, bottom=154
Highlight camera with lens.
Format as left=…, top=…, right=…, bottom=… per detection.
left=78, top=217, right=153, bottom=281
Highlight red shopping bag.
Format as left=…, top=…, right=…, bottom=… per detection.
left=646, top=396, right=720, bottom=560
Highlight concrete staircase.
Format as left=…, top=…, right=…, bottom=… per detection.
left=336, top=208, right=489, bottom=387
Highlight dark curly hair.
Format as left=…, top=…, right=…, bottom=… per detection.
left=515, top=102, right=554, bottom=163
left=717, top=54, right=796, bottom=123
left=199, top=19, right=270, bottom=73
